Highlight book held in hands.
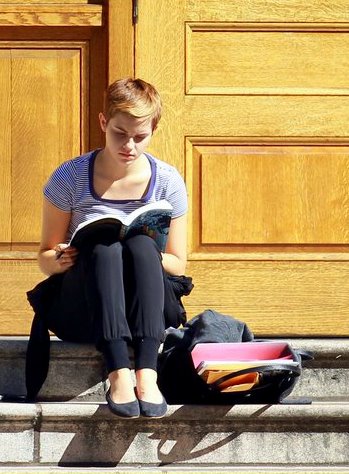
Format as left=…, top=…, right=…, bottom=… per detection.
left=69, top=199, right=173, bottom=251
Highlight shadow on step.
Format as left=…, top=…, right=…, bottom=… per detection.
left=37, top=402, right=349, bottom=467
left=53, top=404, right=243, bottom=467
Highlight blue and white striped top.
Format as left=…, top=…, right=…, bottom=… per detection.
left=44, top=149, right=188, bottom=243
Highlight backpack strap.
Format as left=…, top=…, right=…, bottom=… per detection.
left=209, top=362, right=301, bottom=391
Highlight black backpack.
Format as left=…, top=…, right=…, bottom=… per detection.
left=157, top=310, right=312, bottom=404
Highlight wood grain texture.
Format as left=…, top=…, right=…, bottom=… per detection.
left=0, top=1, right=97, bottom=3
left=187, top=27, right=349, bottom=95
left=0, top=2, right=107, bottom=334
left=134, top=0, right=349, bottom=336
left=189, top=251, right=349, bottom=261
left=135, top=0, right=185, bottom=174
left=0, top=27, right=98, bottom=42
left=186, top=140, right=201, bottom=259
left=199, top=146, right=349, bottom=244
left=0, top=259, right=44, bottom=335
left=0, top=51, right=11, bottom=243
left=0, top=5, right=102, bottom=26
left=187, top=138, right=349, bottom=254
left=184, top=96, right=349, bottom=137
left=88, top=29, right=107, bottom=151
left=185, top=260, right=349, bottom=336
left=108, top=0, right=134, bottom=82
left=11, top=48, right=82, bottom=243
left=2, top=257, right=349, bottom=336
left=186, top=0, right=349, bottom=22
left=2, top=0, right=348, bottom=337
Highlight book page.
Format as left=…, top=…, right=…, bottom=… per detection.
left=69, top=200, right=173, bottom=251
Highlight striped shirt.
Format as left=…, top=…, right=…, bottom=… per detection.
left=44, top=149, right=188, bottom=243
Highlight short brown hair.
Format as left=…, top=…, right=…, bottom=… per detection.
left=103, top=78, right=162, bottom=130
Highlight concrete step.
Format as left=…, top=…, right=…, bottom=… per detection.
left=1, top=469, right=349, bottom=474
left=0, top=337, right=348, bottom=402
left=0, top=400, right=348, bottom=468
left=0, top=469, right=349, bottom=474
left=0, top=338, right=347, bottom=470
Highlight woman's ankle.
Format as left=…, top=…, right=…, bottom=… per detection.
left=108, top=368, right=136, bottom=403
left=135, top=368, right=163, bottom=403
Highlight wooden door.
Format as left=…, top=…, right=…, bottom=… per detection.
left=0, top=0, right=113, bottom=334
left=135, top=0, right=349, bottom=336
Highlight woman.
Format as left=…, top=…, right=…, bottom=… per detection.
left=35, top=78, right=188, bottom=418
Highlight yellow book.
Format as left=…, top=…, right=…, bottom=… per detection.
left=203, top=370, right=260, bottom=392
left=197, top=358, right=298, bottom=376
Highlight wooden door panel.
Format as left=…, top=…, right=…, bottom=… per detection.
left=10, top=48, right=82, bottom=245
left=183, top=96, right=349, bottom=136
left=186, top=0, right=349, bottom=22
left=0, top=44, right=86, bottom=332
left=0, top=260, right=42, bottom=334
left=187, top=26, right=349, bottom=95
left=198, top=145, right=349, bottom=245
left=136, top=0, right=349, bottom=335
left=0, top=51, right=11, bottom=245
left=186, top=260, right=349, bottom=336
left=0, top=4, right=102, bottom=27
left=134, top=1, right=185, bottom=175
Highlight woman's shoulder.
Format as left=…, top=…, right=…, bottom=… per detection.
left=60, top=150, right=95, bottom=170
left=50, top=150, right=96, bottom=179
left=146, top=153, right=182, bottom=179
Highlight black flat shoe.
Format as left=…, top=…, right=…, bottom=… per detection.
left=106, top=389, right=140, bottom=418
left=138, top=397, right=168, bottom=418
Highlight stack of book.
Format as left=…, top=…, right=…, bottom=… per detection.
left=191, top=342, right=299, bottom=393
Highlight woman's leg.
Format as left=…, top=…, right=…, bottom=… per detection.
left=123, top=235, right=166, bottom=405
left=46, top=254, right=95, bottom=343
left=48, top=243, right=136, bottom=405
left=86, top=243, right=136, bottom=404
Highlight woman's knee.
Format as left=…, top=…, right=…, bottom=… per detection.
left=92, top=242, right=123, bottom=263
left=124, top=235, right=161, bottom=262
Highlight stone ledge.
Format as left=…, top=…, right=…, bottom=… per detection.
left=36, top=400, right=349, bottom=426
left=0, top=469, right=348, bottom=474
left=0, top=401, right=348, bottom=466
left=289, top=338, right=349, bottom=367
left=1, top=337, right=348, bottom=363
left=0, top=338, right=348, bottom=401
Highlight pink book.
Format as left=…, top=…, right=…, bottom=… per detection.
left=191, top=341, right=294, bottom=369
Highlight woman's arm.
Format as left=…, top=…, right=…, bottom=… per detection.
left=38, top=197, right=78, bottom=276
left=162, top=213, right=187, bottom=275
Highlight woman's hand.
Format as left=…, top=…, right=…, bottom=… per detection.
left=54, top=243, right=79, bottom=272
left=38, top=198, right=75, bottom=275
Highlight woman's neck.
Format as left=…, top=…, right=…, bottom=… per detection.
left=96, top=149, right=148, bottom=180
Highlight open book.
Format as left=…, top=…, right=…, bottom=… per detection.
left=69, top=200, right=173, bottom=251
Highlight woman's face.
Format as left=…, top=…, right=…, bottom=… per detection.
left=99, top=111, right=153, bottom=165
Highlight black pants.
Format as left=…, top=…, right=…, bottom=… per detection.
left=47, top=235, right=165, bottom=373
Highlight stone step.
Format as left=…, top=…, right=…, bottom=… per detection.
left=0, top=469, right=349, bottom=474
left=0, top=337, right=348, bottom=402
left=0, top=400, right=348, bottom=468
